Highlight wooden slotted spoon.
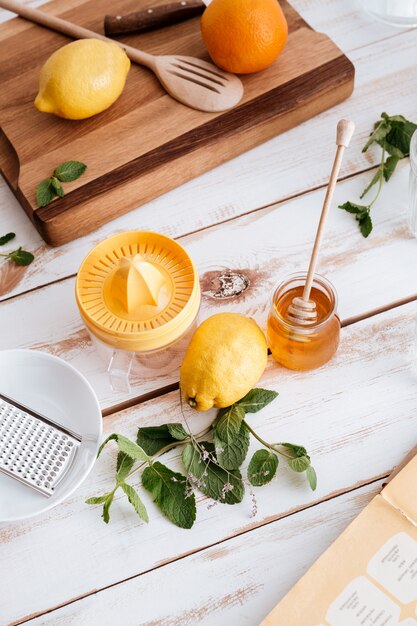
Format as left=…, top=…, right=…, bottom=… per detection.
left=0, top=0, right=244, bottom=113
left=286, top=118, right=355, bottom=326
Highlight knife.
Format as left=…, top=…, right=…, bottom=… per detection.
left=104, top=0, right=206, bottom=35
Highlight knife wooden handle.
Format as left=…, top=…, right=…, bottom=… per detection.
left=104, top=0, right=205, bottom=35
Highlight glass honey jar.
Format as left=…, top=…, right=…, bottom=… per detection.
left=267, top=273, right=340, bottom=371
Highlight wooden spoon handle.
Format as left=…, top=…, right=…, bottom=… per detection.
left=302, top=119, right=355, bottom=302
left=105, top=0, right=205, bottom=35
left=0, top=0, right=156, bottom=67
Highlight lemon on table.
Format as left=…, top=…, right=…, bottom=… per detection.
left=35, top=39, right=130, bottom=120
left=180, top=312, right=268, bottom=411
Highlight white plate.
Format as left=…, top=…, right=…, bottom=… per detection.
left=0, top=349, right=102, bottom=522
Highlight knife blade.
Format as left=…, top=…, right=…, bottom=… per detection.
left=104, top=0, right=205, bottom=35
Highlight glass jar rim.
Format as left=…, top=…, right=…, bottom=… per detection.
left=410, top=129, right=417, bottom=172
left=269, top=272, right=338, bottom=332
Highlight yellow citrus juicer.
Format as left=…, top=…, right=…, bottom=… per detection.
left=75, top=231, right=201, bottom=391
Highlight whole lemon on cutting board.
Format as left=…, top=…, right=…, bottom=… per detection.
left=180, top=312, right=268, bottom=411
left=201, top=0, right=288, bottom=74
left=35, top=39, right=130, bottom=120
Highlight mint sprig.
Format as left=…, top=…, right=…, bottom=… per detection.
left=87, top=388, right=316, bottom=529
left=340, top=112, right=417, bottom=237
left=36, top=160, right=87, bottom=207
left=0, top=232, right=34, bottom=267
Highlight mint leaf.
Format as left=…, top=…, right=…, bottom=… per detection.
left=116, top=452, right=135, bottom=483
left=339, top=201, right=369, bottom=215
left=215, top=405, right=245, bottom=442
left=378, top=138, right=404, bottom=159
left=360, top=167, right=383, bottom=199
left=0, top=233, right=15, bottom=246
left=358, top=212, right=373, bottom=238
left=121, top=483, right=149, bottom=523
left=7, top=248, right=35, bottom=266
left=98, top=433, right=149, bottom=462
left=288, top=455, right=311, bottom=473
left=362, top=118, right=391, bottom=152
left=248, top=449, right=278, bottom=487
left=182, top=442, right=244, bottom=505
left=383, top=155, right=400, bottom=181
left=167, top=423, right=189, bottom=441
left=339, top=202, right=372, bottom=238
left=137, top=424, right=187, bottom=456
left=214, top=421, right=250, bottom=470
left=235, top=388, right=279, bottom=413
left=382, top=119, right=417, bottom=156
left=142, top=462, right=196, bottom=529
left=85, top=494, right=110, bottom=505
left=36, top=178, right=56, bottom=207
left=281, top=443, right=307, bottom=458
left=306, top=465, right=317, bottom=491
left=51, top=177, right=64, bottom=198
left=54, top=160, right=87, bottom=182
left=102, top=491, right=115, bottom=524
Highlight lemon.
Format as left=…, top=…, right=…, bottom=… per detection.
left=35, top=39, right=130, bottom=120
left=180, top=312, right=268, bottom=411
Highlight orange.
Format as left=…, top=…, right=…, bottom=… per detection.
left=201, top=0, right=288, bottom=74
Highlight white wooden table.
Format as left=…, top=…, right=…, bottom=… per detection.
left=1, top=1, right=417, bottom=624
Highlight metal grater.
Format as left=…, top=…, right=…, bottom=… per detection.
left=0, top=392, right=82, bottom=497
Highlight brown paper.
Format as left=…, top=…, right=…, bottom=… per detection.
left=260, top=447, right=417, bottom=626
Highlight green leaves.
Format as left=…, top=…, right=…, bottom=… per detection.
left=0, top=234, right=35, bottom=267
left=121, top=483, right=149, bottom=523
left=0, top=232, right=15, bottom=246
left=288, top=456, right=311, bottom=472
left=36, top=160, right=87, bottom=207
left=116, top=452, right=135, bottom=483
left=137, top=423, right=189, bottom=455
left=235, top=388, right=279, bottom=413
left=7, top=248, right=35, bottom=266
left=215, top=405, right=245, bottom=442
left=341, top=112, right=417, bottom=237
left=87, top=388, right=315, bottom=530
left=54, top=160, right=87, bottom=182
left=36, top=179, right=56, bottom=207
left=280, top=443, right=317, bottom=491
left=306, top=466, right=317, bottom=491
left=248, top=450, right=278, bottom=486
left=182, top=442, right=244, bottom=505
left=142, top=462, right=196, bottom=529
left=98, top=433, right=149, bottom=462
left=214, top=421, right=250, bottom=470
left=102, top=491, right=115, bottom=524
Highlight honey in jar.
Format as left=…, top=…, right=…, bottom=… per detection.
left=267, top=273, right=340, bottom=371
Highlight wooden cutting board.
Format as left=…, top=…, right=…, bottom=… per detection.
left=0, top=0, right=354, bottom=246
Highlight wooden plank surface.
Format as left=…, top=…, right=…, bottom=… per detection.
left=1, top=1, right=417, bottom=625
left=0, top=162, right=414, bottom=410
left=2, top=22, right=417, bottom=298
left=25, top=481, right=383, bottom=626
left=1, top=302, right=416, bottom=624
left=0, top=0, right=354, bottom=245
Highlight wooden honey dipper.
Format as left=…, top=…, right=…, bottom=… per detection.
left=286, top=118, right=355, bottom=325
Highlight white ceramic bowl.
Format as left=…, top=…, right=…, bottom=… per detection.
left=0, top=349, right=102, bottom=522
